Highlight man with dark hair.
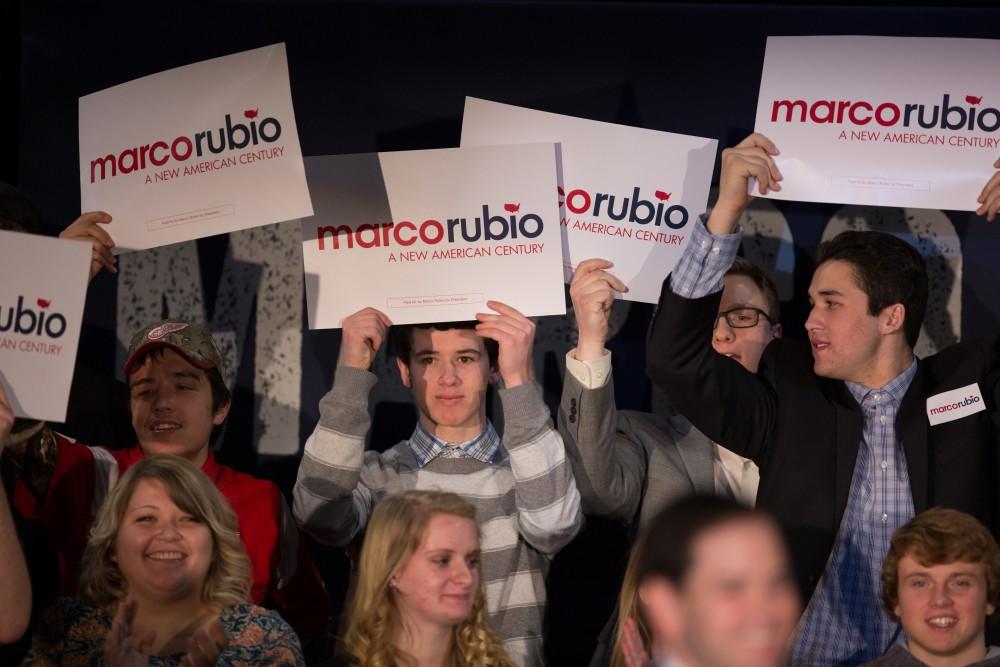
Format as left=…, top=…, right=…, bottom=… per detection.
left=634, top=495, right=800, bottom=667
left=866, top=508, right=1000, bottom=666
left=813, top=230, right=928, bottom=351
left=293, top=303, right=582, bottom=666
left=8, top=319, right=331, bottom=648
left=561, top=253, right=781, bottom=524
left=646, top=133, right=1000, bottom=665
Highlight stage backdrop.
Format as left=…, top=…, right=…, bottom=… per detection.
left=15, top=2, right=1000, bottom=663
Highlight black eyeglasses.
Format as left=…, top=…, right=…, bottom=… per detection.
left=714, top=307, right=775, bottom=329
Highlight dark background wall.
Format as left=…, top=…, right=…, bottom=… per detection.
left=9, top=1, right=1000, bottom=663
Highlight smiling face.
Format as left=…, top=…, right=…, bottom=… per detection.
left=713, top=274, right=781, bottom=373
left=896, top=555, right=994, bottom=665
left=640, top=519, right=800, bottom=667
left=392, top=512, right=480, bottom=630
left=113, top=478, right=213, bottom=605
left=396, top=327, right=494, bottom=442
left=129, top=348, right=229, bottom=466
left=805, top=259, right=893, bottom=385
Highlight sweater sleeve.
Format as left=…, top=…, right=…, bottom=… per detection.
left=500, top=381, right=583, bottom=555
left=292, top=366, right=383, bottom=547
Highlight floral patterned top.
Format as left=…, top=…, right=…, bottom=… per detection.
left=20, top=597, right=305, bottom=666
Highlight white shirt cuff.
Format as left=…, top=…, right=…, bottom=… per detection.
left=565, top=349, right=612, bottom=389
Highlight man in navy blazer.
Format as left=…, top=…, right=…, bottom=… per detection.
left=647, top=133, right=1000, bottom=666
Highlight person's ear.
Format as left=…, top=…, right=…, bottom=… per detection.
left=880, top=303, right=906, bottom=337
left=987, top=601, right=996, bottom=617
left=488, top=366, right=501, bottom=386
left=396, top=357, right=412, bottom=389
left=212, top=400, right=231, bottom=426
left=772, top=322, right=783, bottom=339
left=637, top=578, right=684, bottom=643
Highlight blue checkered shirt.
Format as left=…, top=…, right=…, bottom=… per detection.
left=791, top=364, right=917, bottom=666
left=672, top=219, right=918, bottom=666
left=407, top=421, right=502, bottom=467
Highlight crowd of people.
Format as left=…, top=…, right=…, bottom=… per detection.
left=2, top=132, right=1000, bottom=666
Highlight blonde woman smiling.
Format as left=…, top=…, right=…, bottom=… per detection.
left=21, top=455, right=304, bottom=666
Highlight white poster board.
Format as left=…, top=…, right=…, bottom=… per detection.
left=79, top=43, right=313, bottom=252
left=754, top=36, right=1000, bottom=210
left=461, top=97, right=717, bottom=304
left=0, top=231, right=91, bottom=421
left=302, top=144, right=566, bottom=328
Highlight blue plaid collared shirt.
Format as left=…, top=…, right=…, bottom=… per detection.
left=671, top=220, right=919, bottom=666
left=791, top=361, right=917, bottom=666
left=407, top=421, right=502, bottom=468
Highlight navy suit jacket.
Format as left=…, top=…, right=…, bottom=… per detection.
left=647, top=278, right=1000, bottom=602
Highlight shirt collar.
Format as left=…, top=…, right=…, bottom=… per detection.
left=845, top=356, right=918, bottom=406
left=408, top=421, right=501, bottom=468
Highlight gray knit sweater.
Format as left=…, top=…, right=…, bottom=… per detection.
left=293, top=366, right=583, bottom=667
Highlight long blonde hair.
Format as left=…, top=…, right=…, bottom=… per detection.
left=79, top=454, right=252, bottom=608
left=343, top=490, right=515, bottom=667
left=612, top=530, right=652, bottom=667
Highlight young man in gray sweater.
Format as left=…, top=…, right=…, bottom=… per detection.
left=293, top=301, right=582, bottom=666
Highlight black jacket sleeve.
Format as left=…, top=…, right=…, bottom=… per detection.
left=646, top=275, right=779, bottom=464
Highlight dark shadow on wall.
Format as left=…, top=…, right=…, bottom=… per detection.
left=0, top=0, right=18, bottom=184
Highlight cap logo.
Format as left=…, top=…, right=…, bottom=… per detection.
left=147, top=322, right=189, bottom=341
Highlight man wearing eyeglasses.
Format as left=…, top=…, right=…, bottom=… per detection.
left=559, top=255, right=781, bottom=665
left=559, top=255, right=780, bottom=524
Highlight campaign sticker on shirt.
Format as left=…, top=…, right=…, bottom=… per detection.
left=926, top=382, right=986, bottom=426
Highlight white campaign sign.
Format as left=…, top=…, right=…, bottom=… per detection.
left=754, top=36, right=1000, bottom=210
left=301, top=144, right=566, bottom=328
left=461, top=97, right=717, bottom=304
left=0, top=231, right=91, bottom=421
left=79, top=43, right=313, bottom=252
